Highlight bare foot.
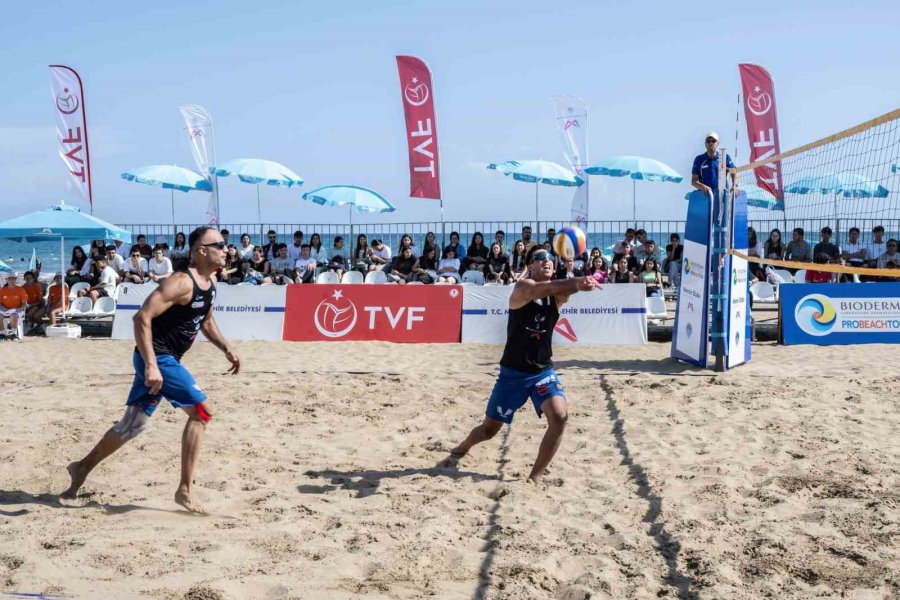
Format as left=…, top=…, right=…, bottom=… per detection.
left=61, top=461, right=86, bottom=498
left=440, top=452, right=466, bottom=469
left=174, top=486, right=208, bottom=515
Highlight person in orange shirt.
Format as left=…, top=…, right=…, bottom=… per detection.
left=22, top=271, right=46, bottom=331
left=46, top=273, right=69, bottom=326
left=0, top=274, right=29, bottom=339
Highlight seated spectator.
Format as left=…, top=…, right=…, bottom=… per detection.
left=415, top=246, right=438, bottom=284
left=153, top=237, right=170, bottom=258
left=287, top=230, right=304, bottom=260
left=785, top=227, right=811, bottom=266
left=639, top=258, right=663, bottom=297
left=46, top=274, right=68, bottom=327
left=88, top=239, right=107, bottom=261
left=484, top=242, right=510, bottom=284
left=327, top=236, right=349, bottom=280
left=813, top=227, right=840, bottom=263
left=746, top=227, right=765, bottom=282
left=840, top=227, right=867, bottom=267
left=881, top=261, right=900, bottom=282
left=542, top=240, right=562, bottom=273
left=22, top=271, right=45, bottom=332
left=876, top=239, right=900, bottom=269
left=248, top=246, right=272, bottom=284
left=613, top=228, right=637, bottom=259
left=148, top=247, right=174, bottom=282
left=79, top=256, right=117, bottom=302
left=493, top=230, right=508, bottom=255
left=388, top=246, right=418, bottom=284
left=368, top=239, right=392, bottom=271
left=352, top=234, right=371, bottom=273
left=308, top=233, right=328, bottom=267
left=423, top=231, right=438, bottom=257
left=545, top=227, right=557, bottom=249
left=169, top=231, right=190, bottom=272
left=293, top=244, right=317, bottom=284
left=634, top=239, right=660, bottom=266
left=555, top=257, right=584, bottom=280
left=466, top=232, right=491, bottom=273
left=105, top=244, right=126, bottom=278
left=218, top=245, right=243, bottom=285
left=123, top=248, right=149, bottom=284
left=805, top=253, right=835, bottom=283
left=520, top=225, right=535, bottom=251
left=436, top=247, right=461, bottom=283
left=0, top=274, right=28, bottom=339
left=270, top=244, right=296, bottom=285
left=262, top=230, right=279, bottom=261
left=610, top=257, right=635, bottom=284
left=866, top=225, right=887, bottom=265
left=238, top=233, right=255, bottom=260
left=664, top=233, right=684, bottom=288
left=220, top=229, right=230, bottom=246
left=240, top=260, right=263, bottom=285
left=396, top=233, right=418, bottom=259
left=445, top=231, right=467, bottom=261
left=131, top=235, right=152, bottom=259
left=509, top=240, right=527, bottom=281
left=587, top=256, right=609, bottom=284
left=764, top=228, right=785, bottom=260
left=65, top=245, right=88, bottom=286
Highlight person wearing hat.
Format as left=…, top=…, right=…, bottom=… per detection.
left=0, top=274, right=28, bottom=339
left=691, top=131, right=736, bottom=199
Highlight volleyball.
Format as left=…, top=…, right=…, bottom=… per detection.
left=553, top=226, right=587, bottom=259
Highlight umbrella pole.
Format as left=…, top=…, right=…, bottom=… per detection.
left=535, top=182, right=539, bottom=224
left=171, top=189, right=175, bottom=225
left=256, top=184, right=261, bottom=225
left=61, top=235, right=67, bottom=328
left=632, top=179, right=637, bottom=227
left=349, top=204, right=353, bottom=241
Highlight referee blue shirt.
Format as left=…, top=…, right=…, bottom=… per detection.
left=692, top=152, right=735, bottom=194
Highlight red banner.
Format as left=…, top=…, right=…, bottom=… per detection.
left=49, top=65, right=93, bottom=209
left=396, top=55, right=441, bottom=200
left=739, top=64, right=783, bottom=199
left=283, top=285, right=461, bottom=343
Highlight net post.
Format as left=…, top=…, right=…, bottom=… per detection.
left=713, top=148, right=728, bottom=372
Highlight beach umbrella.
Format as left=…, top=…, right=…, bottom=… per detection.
left=784, top=173, right=889, bottom=198
left=302, top=185, right=395, bottom=233
left=210, top=158, right=303, bottom=224
left=0, top=258, right=11, bottom=273
left=487, top=159, right=583, bottom=221
left=122, top=165, right=212, bottom=224
left=585, top=155, right=683, bottom=223
left=685, top=182, right=784, bottom=211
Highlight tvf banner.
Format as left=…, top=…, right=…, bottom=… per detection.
left=781, top=283, right=900, bottom=345
left=283, top=284, right=461, bottom=342
left=739, top=63, right=783, bottom=200
left=49, top=65, right=93, bottom=209
left=461, top=284, right=647, bottom=345
left=396, top=55, right=441, bottom=199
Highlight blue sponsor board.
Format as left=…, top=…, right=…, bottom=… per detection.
left=781, top=282, right=900, bottom=345
left=671, top=190, right=712, bottom=366
left=725, top=190, right=751, bottom=367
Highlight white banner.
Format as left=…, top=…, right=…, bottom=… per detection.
left=113, top=283, right=286, bottom=341
left=462, top=284, right=647, bottom=345
left=49, top=65, right=92, bottom=209
left=551, top=95, right=589, bottom=225
left=179, top=104, right=218, bottom=225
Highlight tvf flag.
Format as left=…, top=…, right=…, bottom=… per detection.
left=551, top=95, right=589, bottom=225
left=739, top=64, right=783, bottom=200
left=396, top=56, right=441, bottom=199
left=178, top=104, right=218, bottom=225
left=49, top=65, right=93, bottom=210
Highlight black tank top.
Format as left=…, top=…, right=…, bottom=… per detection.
left=614, top=271, right=631, bottom=283
left=149, top=270, right=216, bottom=360
left=500, top=296, right=559, bottom=373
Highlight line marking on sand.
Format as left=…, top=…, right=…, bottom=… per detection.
left=472, top=425, right=512, bottom=600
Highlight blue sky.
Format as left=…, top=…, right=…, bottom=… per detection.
left=1, top=0, right=897, bottom=228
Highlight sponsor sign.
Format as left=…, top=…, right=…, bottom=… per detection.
left=672, top=190, right=713, bottom=366
left=551, top=95, right=589, bottom=224
left=283, top=284, right=461, bottom=342
left=113, top=283, right=286, bottom=341
left=780, top=283, right=900, bottom=345
left=725, top=190, right=751, bottom=367
left=461, top=284, right=647, bottom=345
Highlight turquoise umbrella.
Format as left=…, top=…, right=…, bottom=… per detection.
left=302, top=185, right=395, bottom=231
left=0, top=258, right=11, bottom=273
left=487, top=159, right=583, bottom=221
left=121, top=164, right=212, bottom=224
left=210, top=158, right=304, bottom=224
left=685, top=182, right=784, bottom=211
left=785, top=172, right=889, bottom=198
left=586, top=155, right=683, bottom=223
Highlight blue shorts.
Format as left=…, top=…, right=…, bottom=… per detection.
left=486, top=366, right=566, bottom=424
left=127, top=352, right=207, bottom=417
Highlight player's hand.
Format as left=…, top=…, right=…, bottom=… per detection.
left=145, top=363, right=164, bottom=395
left=576, top=276, right=599, bottom=292
left=224, top=346, right=241, bottom=375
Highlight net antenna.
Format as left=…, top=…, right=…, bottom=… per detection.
left=730, top=108, right=900, bottom=278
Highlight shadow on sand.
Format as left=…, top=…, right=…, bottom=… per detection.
left=555, top=357, right=708, bottom=376
left=0, top=489, right=195, bottom=517
left=298, top=465, right=500, bottom=499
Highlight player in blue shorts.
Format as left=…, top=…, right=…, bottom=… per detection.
left=447, top=245, right=598, bottom=482
left=62, top=226, right=241, bottom=513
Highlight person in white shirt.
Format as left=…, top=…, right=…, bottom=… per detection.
left=237, top=233, right=254, bottom=260
left=287, top=230, right=304, bottom=260
left=866, top=225, right=887, bottom=265
left=293, top=244, right=317, bottom=283
left=122, top=248, right=149, bottom=283
left=436, top=247, right=461, bottom=283
left=368, top=239, right=392, bottom=271
left=840, top=227, right=867, bottom=267
left=876, top=239, right=900, bottom=269
left=104, top=245, right=126, bottom=277
left=308, top=233, right=328, bottom=268
left=270, top=244, right=295, bottom=285
left=148, top=248, right=174, bottom=282
left=79, top=256, right=118, bottom=302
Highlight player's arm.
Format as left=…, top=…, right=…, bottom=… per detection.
left=133, top=273, right=193, bottom=394
left=509, top=276, right=597, bottom=310
left=200, top=305, right=240, bottom=375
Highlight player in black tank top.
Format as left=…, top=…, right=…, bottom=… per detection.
left=446, top=246, right=598, bottom=482
left=63, top=227, right=241, bottom=514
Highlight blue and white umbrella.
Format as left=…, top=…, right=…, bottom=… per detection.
left=487, top=159, right=583, bottom=221
left=302, top=185, right=394, bottom=229
left=686, top=182, right=784, bottom=211
left=0, top=258, right=12, bottom=273
left=122, top=164, right=212, bottom=224
left=785, top=172, right=889, bottom=198
left=210, top=158, right=304, bottom=224
left=586, top=155, right=683, bottom=223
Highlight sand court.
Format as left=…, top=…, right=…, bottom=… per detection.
left=1, top=339, right=899, bottom=599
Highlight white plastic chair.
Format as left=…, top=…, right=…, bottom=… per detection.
left=773, top=269, right=794, bottom=284
left=364, top=270, right=388, bottom=284
left=67, top=296, right=94, bottom=316
left=68, top=282, right=90, bottom=300
left=793, top=269, right=808, bottom=283
left=645, top=296, right=668, bottom=322
left=341, top=271, right=364, bottom=284
left=749, top=281, right=777, bottom=304
left=1, top=311, right=24, bottom=338
left=316, top=271, right=339, bottom=284
left=461, top=270, right=485, bottom=286
left=91, top=296, right=116, bottom=316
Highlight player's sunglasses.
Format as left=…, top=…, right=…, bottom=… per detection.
left=530, top=250, right=550, bottom=263
left=705, top=139, right=717, bottom=144
left=201, top=241, right=227, bottom=250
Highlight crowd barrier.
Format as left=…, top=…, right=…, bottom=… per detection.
left=780, top=282, right=900, bottom=345
left=112, top=282, right=650, bottom=345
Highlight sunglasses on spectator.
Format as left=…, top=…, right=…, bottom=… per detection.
left=530, top=250, right=550, bottom=263
left=201, top=241, right=227, bottom=250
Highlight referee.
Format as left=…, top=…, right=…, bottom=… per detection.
left=691, top=131, right=736, bottom=199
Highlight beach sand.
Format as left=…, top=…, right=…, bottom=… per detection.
left=1, top=339, right=898, bottom=599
